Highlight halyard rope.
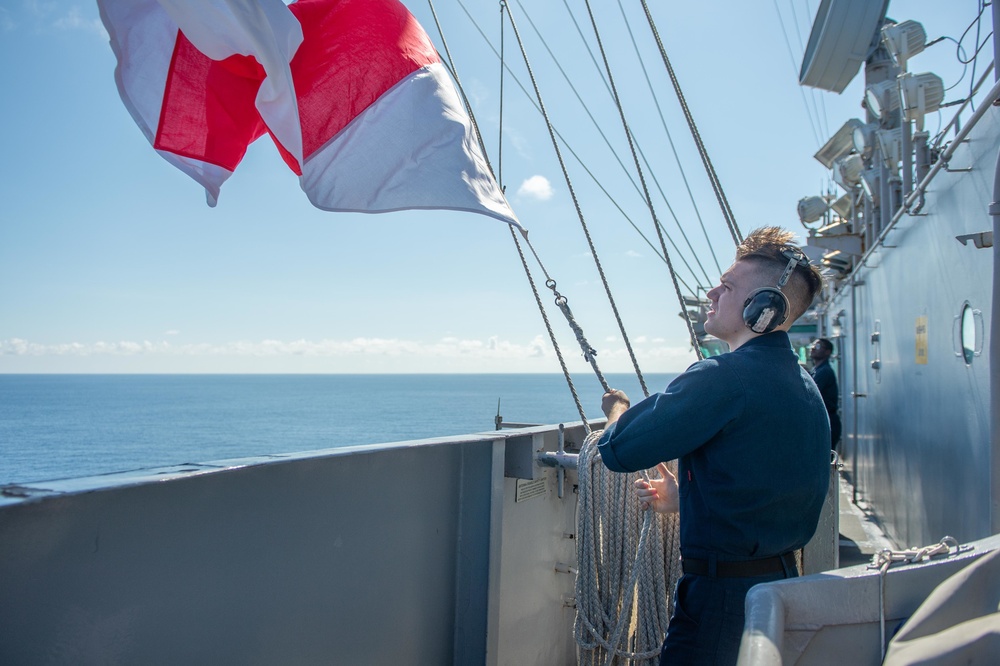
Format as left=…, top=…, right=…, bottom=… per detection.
left=509, top=226, right=592, bottom=430
left=434, top=3, right=691, bottom=661
left=497, top=2, right=690, bottom=661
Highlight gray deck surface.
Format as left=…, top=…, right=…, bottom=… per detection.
left=837, top=474, right=895, bottom=568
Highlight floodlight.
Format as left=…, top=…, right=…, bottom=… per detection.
left=818, top=219, right=850, bottom=234
left=798, top=196, right=829, bottom=224
left=900, top=71, right=945, bottom=131
left=860, top=169, right=881, bottom=206
left=821, top=250, right=852, bottom=273
left=831, top=192, right=853, bottom=219
left=865, top=80, right=900, bottom=120
left=876, top=127, right=903, bottom=169
left=882, top=20, right=926, bottom=70
left=814, top=119, right=864, bottom=168
left=834, top=154, right=864, bottom=189
left=852, top=122, right=879, bottom=158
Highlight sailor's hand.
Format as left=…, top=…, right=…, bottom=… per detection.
left=601, top=389, right=630, bottom=424
left=635, top=462, right=679, bottom=514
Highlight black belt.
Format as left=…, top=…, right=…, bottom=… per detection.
left=681, top=552, right=796, bottom=578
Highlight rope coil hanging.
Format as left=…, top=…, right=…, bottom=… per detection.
left=576, top=432, right=673, bottom=666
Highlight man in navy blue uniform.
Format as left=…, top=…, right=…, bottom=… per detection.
left=598, top=227, right=831, bottom=665
left=810, top=338, right=841, bottom=451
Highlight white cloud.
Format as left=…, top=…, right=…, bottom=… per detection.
left=52, top=7, right=106, bottom=37
left=517, top=175, right=554, bottom=201
left=0, top=335, right=555, bottom=362
left=0, top=334, right=708, bottom=372
left=625, top=250, right=642, bottom=258
left=164, top=330, right=180, bottom=336
left=503, top=126, right=531, bottom=160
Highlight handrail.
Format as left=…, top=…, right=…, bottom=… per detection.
left=845, top=75, right=1000, bottom=284
left=934, top=63, right=994, bottom=146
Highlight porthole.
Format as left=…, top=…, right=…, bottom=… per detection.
left=961, top=304, right=975, bottom=364
left=956, top=302, right=983, bottom=365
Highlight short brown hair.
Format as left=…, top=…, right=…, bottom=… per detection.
left=736, top=226, right=824, bottom=321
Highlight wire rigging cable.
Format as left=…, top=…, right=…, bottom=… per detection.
left=772, top=0, right=826, bottom=150
left=454, top=0, right=706, bottom=297
left=500, top=0, right=650, bottom=397
left=639, top=0, right=744, bottom=249
left=428, top=0, right=595, bottom=428
left=581, top=0, right=702, bottom=363
left=612, top=0, right=723, bottom=280
left=789, top=0, right=830, bottom=141
left=512, top=0, right=713, bottom=292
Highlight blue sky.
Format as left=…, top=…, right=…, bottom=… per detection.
left=0, top=0, right=974, bottom=373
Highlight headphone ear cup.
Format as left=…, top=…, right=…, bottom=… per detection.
left=743, top=288, right=789, bottom=334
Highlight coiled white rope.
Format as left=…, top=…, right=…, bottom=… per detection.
left=575, top=431, right=681, bottom=665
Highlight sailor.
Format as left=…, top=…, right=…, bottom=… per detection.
left=810, top=338, right=841, bottom=451
left=597, top=226, right=830, bottom=666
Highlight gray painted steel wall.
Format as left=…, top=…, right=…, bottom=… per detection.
left=0, top=429, right=583, bottom=665
left=0, top=420, right=837, bottom=664
left=831, top=110, right=998, bottom=547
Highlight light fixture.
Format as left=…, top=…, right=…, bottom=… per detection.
left=882, top=20, right=926, bottom=70
left=865, top=80, right=900, bottom=120
left=814, top=118, right=865, bottom=168
left=798, top=196, right=829, bottom=224
left=876, top=127, right=904, bottom=169
left=821, top=250, right=851, bottom=273
left=832, top=308, right=847, bottom=337
left=860, top=169, right=881, bottom=206
left=852, top=122, right=879, bottom=158
left=834, top=154, right=864, bottom=189
left=900, top=71, right=945, bottom=131
left=831, top=192, right=853, bottom=219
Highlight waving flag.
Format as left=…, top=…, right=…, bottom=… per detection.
left=97, top=0, right=521, bottom=228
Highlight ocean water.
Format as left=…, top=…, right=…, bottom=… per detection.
left=0, top=373, right=676, bottom=484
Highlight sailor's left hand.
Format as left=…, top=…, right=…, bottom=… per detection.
left=601, top=389, right=630, bottom=425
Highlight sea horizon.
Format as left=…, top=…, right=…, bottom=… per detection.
left=1, top=372, right=677, bottom=485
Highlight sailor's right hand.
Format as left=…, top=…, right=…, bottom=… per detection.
left=635, top=462, right=679, bottom=514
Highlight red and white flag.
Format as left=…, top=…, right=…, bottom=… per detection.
left=97, top=0, right=521, bottom=228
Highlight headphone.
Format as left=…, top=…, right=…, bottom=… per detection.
left=742, top=247, right=811, bottom=334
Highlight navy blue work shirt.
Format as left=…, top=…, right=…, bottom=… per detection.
left=598, top=331, right=830, bottom=562
left=811, top=358, right=841, bottom=447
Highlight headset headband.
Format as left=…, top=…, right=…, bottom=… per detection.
left=775, top=247, right=810, bottom=290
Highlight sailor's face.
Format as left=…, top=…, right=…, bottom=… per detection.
left=704, top=261, right=759, bottom=343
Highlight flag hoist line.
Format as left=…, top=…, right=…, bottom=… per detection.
left=439, top=1, right=685, bottom=663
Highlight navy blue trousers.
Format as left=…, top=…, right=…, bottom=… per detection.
left=660, top=569, right=797, bottom=665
